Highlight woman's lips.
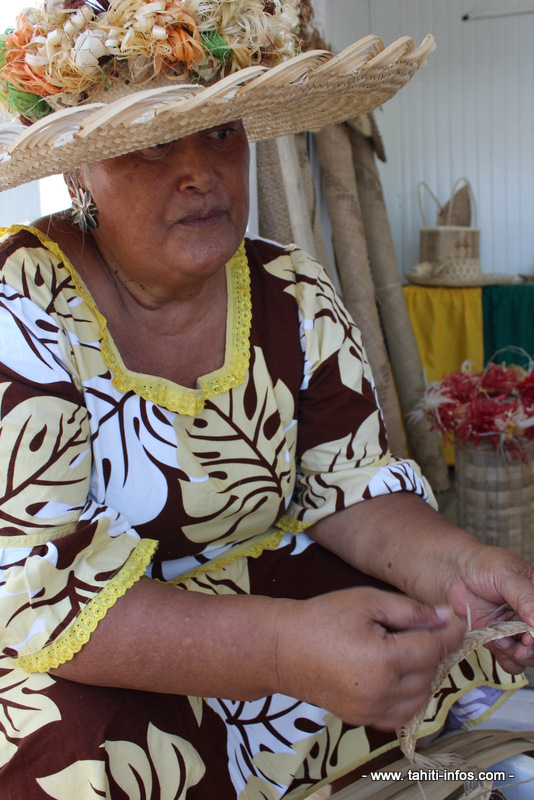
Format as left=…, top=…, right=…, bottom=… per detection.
left=178, top=208, right=226, bottom=227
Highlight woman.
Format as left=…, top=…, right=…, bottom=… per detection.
left=0, top=2, right=533, bottom=798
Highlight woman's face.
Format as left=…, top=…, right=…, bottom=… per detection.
left=79, top=121, right=250, bottom=303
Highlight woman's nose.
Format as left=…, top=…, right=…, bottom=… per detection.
left=172, top=133, right=216, bottom=193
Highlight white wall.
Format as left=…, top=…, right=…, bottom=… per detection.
left=314, top=0, right=534, bottom=278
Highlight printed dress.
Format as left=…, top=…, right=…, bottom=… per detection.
left=0, top=227, right=522, bottom=799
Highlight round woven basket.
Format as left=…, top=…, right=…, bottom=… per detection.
left=454, top=439, right=534, bottom=560
left=419, top=226, right=480, bottom=266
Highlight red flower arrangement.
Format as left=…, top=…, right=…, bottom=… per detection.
left=418, top=354, right=534, bottom=460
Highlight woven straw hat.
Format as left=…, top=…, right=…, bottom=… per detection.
left=0, top=0, right=435, bottom=192
left=406, top=258, right=514, bottom=287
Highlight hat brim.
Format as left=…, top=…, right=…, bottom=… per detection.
left=0, top=34, right=435, bottom=192
left=406, top=270, right=515, bottom=288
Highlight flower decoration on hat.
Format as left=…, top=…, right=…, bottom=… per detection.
left=0, top=0, right=300, bottom=122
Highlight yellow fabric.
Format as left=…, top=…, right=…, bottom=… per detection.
left=403, top=286, right=484, bottom=464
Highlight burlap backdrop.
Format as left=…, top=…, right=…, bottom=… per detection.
left=313, top=123, right=409, bottom=458
left=256, top=134, right=332, bottom=277
left=348, top=123, right=449, bottom=490
left=257, top=122, right=451, bottom=489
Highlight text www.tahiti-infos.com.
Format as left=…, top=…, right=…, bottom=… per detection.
left=361, top=768, right=509, bottom=782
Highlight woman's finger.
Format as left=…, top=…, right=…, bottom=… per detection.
left=370, top=592, right=461, bottom=636
left=487, top=641, right=532, bottom=674
left=387, top=618, right=466, bottom=679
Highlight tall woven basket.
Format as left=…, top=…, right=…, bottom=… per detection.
left=455, top=440, right=534, bottom=561
left=417, top=179, right=481, bottom=284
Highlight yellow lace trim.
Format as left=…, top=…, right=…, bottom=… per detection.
left=105, top=241, right=251, bottom=415
left=167, top=517, right=311, bottom=585
left=167, top=529, right=286, bottom=585
left=2, top=226, right=252, bottom=416
left=15, top=538, right=158, bottom=674
left=275, top=514, right=312, bottom=536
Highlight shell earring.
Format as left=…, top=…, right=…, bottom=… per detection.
left=71, top=185, right=98, bottom=232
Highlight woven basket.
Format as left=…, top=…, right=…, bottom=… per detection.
left=419, top=226, right=480, bottom=265
left=418, top=179, right=481, bottom=274
left=436, top=181, right=472, bottom=226
left=454, top=439, right=534, bottom=560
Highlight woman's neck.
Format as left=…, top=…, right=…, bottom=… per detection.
left=33, top=212, right=231, bottom=387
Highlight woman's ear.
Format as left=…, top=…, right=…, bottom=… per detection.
left=64, top=169, right=79, bottom=199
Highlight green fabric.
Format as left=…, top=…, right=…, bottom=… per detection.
left=482, top=285, right=534, bottom=366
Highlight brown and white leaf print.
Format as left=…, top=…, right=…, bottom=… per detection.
left=206, top=693, right=331, bottom=798
left=264, top=248, right=368, bottom=384
left=0, top=241, right=149, bottom=659
left=36, top=723, right=205, bottom=800
left=0, top=505, right=144, bottom=658
left=266, top=248, right=432, bottom=522
left=36, top=759, right=109, bottom=799
left=284, top=715, right=370, bottom=799
left=82, top=352, right=296, bottom=564
left=0, top=663, right=60, bottom=767
left=176, top=350, right=297, bottom=546
left=0, top=394, right=90, bottom=537
left=107, top=724, right=206, bottom=800
left=1, top=239, right=108, bottom=387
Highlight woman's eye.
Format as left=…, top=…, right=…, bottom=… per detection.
left=209, top=127, right=236, bottom=141
left=138, top=141, right=175, bottom=160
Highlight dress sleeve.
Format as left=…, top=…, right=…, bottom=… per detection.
left=0, top=231, right=157, bottom=673
left=287, top=246, right=437, bottom=524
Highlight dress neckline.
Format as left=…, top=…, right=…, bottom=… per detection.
left=4, top=225, right=252, bottom=415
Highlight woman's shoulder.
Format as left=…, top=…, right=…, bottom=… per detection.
left=2, top=211, right=81, bottom=250
left=0, top=224, right=48, bottom=265
left=0, top=224, right=58, bottom=299
left=0, top=215, right=72, bottom=269
left=245, top=234, right=330, bottom=285
left=0, top=217, right=91, bottom=327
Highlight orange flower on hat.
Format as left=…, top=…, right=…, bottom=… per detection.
left=1, top=14, right=61, bottom=97
left=164, top=5, right=205, bottom=71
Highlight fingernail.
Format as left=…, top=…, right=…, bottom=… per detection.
left=434, top=605, right=453, bottom=621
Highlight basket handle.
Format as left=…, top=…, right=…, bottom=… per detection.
left=488, top=345, right=534, bottom=369
left=446, top=177, right=478, bottom=227
left=417, top=181, right=440, bottom=227
left=417, top=178, right=478, bottom=227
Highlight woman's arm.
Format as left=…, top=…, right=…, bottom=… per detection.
left=308, top=491, right=481, bottom=604
left=308, top=491, right=534, bottom=672
left=51, top=573, right=465, bottom=732
left=51, top=577, right=282, bottom=699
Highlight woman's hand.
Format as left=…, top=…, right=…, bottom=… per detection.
left=445, top=542, right=534, bottom=674
left=274, top=587, right=465, bottom=731
left=308, top=492, right=534, bottom=677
